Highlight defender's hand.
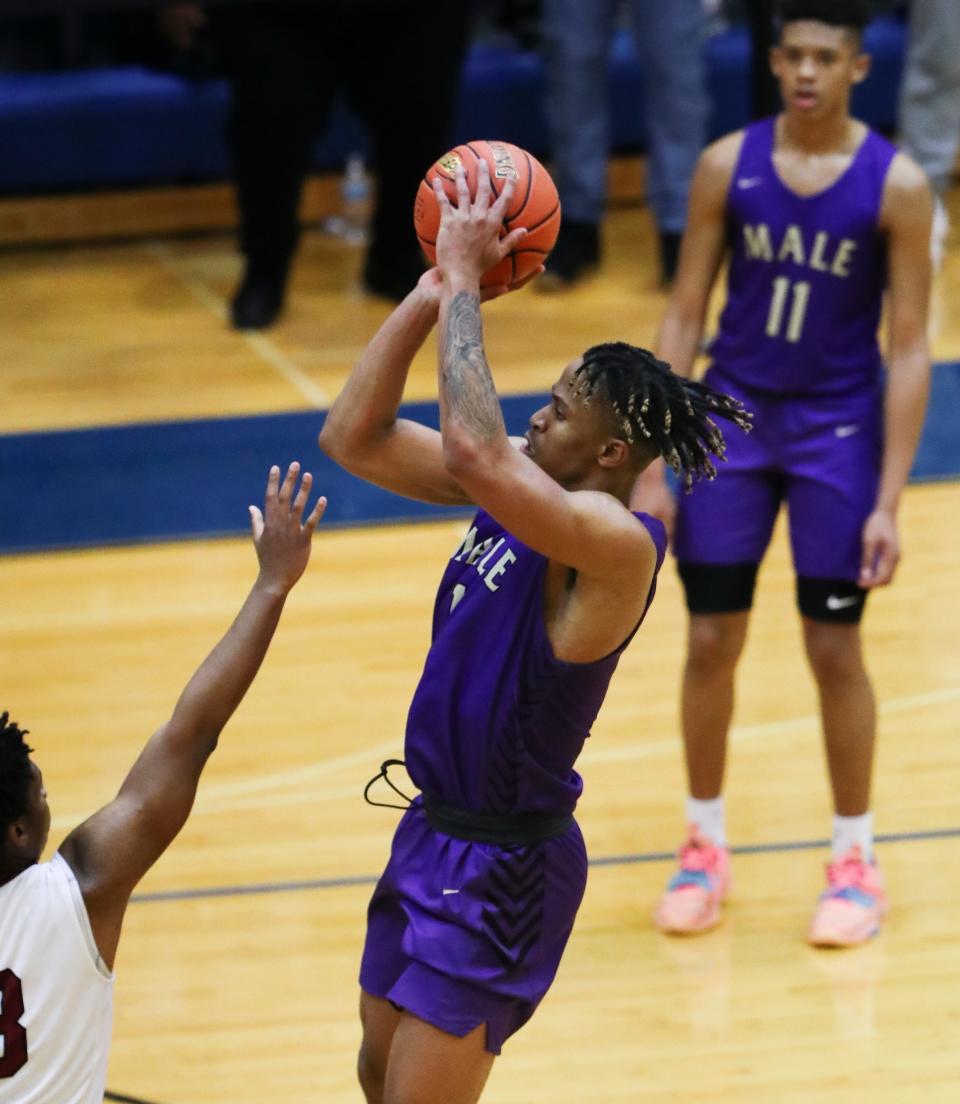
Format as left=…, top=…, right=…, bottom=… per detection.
left=859, top=508, right=899, bottom=588
left=250, top=463, right=326, bottom=593
left=432, top=162, right=528, bottom=285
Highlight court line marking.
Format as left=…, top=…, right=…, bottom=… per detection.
left=49, top=737, right=405, bottom=831
left=143, top=239, right=329, bottom=407
left=129, top=826, right=960, bottom=904
left=188, top=737, right=404, bottom=802
left=584, top=684, right=960, bottom=766
left=189, top=680, right=960, bottom=817
left=49, top=684, right=960, bottom=830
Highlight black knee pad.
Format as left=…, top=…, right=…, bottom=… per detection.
left=677, top=561, right=759, bottom=615
left=796, top=577, right=868, bottom=624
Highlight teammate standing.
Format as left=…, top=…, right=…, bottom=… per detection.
left=0, top=464, right=324, bottom=1102
left=320, top=161, right=751, bottom=1102
left=634, top=0, right=932, bottom=946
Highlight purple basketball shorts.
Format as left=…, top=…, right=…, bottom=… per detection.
left=359, top=799, right=588, bottom=1055
left=675, top=369, right=883, bottom=581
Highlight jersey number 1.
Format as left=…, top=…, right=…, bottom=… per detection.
left=0, top=969, right=28, bottom=1078
left=766, top=277, right=811, bottom=343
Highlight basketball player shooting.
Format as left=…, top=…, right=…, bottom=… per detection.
left=0, top=464, right=324, bottom=1103
left=319, top=159, right=751, bottom=1103
left=632, top=0, right=933, bottom=947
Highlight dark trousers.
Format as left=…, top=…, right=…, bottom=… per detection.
left=744, top=0, right=779, bottom=119
left=215, top=1, right=470, bottom=270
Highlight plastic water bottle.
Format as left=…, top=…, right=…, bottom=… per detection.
left=340, top=152, right=370, bottom=245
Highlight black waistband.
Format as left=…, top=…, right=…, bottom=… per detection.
left=421, top=793, right=574, bottom=846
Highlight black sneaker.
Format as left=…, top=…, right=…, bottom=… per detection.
left=230, top=259, right=289, bottom=330
left=658, top=229, right=683, bottom=286
left=538, top=219, right=600, bottom=291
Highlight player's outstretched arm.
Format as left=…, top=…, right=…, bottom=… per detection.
left=433, top=164, right=656, bottom=587
left=58, top=463, right=325, bottom=969
left=439, top=287, right=655, bottom=585
left=860, top=153, right=933, bottom=588
left=318, top=272, right=474, bottom=506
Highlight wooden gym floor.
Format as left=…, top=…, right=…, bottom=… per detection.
left=2, top=187, right=959, bottom=1102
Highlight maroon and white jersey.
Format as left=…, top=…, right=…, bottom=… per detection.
left=0, top=853, right=113, bottom=1103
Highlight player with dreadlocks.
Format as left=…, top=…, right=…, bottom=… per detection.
left=319, top=161, right=750, bottom=1104
left=573, top=342, right=751, bottom=489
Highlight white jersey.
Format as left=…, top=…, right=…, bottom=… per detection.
left=0, top=853, right=113, bottom=1103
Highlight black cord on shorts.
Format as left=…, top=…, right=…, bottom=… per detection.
left=363, top=759, right=415, bottom=811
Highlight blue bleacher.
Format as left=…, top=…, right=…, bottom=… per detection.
left=0, top=17, right=907, bottom=196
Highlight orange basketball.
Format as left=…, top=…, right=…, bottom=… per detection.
left=413, top=140, right=561, bottom=287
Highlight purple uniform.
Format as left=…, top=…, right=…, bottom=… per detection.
left=360, top=508, right=666, bottom=1053
left=675, top=117, right=896, bottom=594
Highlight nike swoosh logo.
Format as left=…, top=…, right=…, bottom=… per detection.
left=737, top=177, right=764, bottom=189
left=442, top=888, right=460, bottom=896
left=827, top=594, right=861, bottom=610
left=835, top=424, right=859, bottom=438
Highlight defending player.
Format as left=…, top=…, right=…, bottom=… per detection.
left=319, top=162, right=751, bottom=1103
left=634, top=0, right=932, bottom=946
left=0, top=464, right=324, bottom=1102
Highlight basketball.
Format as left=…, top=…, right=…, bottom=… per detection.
left=413, top=140, right=561, bottom=287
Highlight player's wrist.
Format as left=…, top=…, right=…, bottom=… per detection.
left=444, top=269, right=483, bottom=295
left=253, top=571, right=294, bottom=601
left=409, top=282, right=442, bottom=319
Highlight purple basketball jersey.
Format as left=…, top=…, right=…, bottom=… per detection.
left=361, top=507, right=666, bottom=1053
left=708, top=117, right=897, bottom=396
left=403, top=508, right=667, bottom=815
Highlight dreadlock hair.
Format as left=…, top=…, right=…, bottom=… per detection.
left=0, top=712, right=34, bottom=832
left=573, top=342, right=753, bottom=492
left=777, top=0, right=871, bottom=39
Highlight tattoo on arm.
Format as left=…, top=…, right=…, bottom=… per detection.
left=440, top=291, right=505, bottom=441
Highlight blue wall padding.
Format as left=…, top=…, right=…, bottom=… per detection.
left=0, top=18, right=907, bottom=194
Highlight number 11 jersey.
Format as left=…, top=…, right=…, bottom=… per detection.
left=708, top=115, right=897, bottom=397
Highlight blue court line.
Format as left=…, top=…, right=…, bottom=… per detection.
left=129, top=825, right=960, bottom=905
left=3, top=362, right=960, bottom=555
left=912, top=359, right=960, bottom=482
left=0, top=395, right=528, bottom=555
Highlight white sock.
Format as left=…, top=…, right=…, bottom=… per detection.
left=832, top=812, right=874, bottom=861
left=686, top=795, right=727, bottom=848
